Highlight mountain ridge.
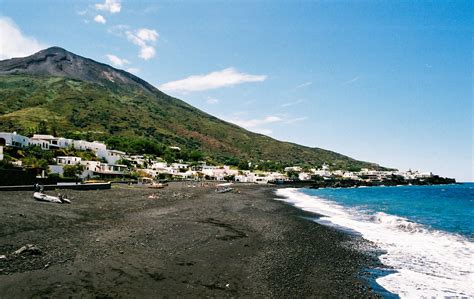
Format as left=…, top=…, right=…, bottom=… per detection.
left=0, top=47, right=384, bottom=170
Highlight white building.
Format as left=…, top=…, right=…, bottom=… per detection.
left=127, top=155, right=146, bottom=167
left=0, top=132, right=30, bottom=148
left=73, top=140, right=107, bottom=152
left=28, top=138, right=50, bottom=150
left=96, top=149, right=126, bottom=165
left=202, top=167, right=238, bottom=181
left=56, top=156, right=82, bottom=165
left=298, top=172, right=312, bottom=181
left=342, top=172, right=359, bottom=180
left=31, top=135, right=73, bottom=149
left=151, top=162, right=168, bottom=170
left=93, top=163, right=128, bottom=176
left=171, top=163, right=189, bottom=170
left=285, top=166, right=302, bottom=172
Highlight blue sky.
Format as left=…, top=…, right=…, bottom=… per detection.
left=0, top=0, right=472, bottom=181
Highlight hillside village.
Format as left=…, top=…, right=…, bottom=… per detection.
left=0, top=131, right=445, bottom=186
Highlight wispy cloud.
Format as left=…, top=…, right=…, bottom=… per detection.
left=126, top=28, right=159, bottom=60
left=106, top=54, right=129, bottom=67
left=285, top=116, right=308, bottom=124
left=225, top=114, right=307, bottom=136
left=94, top=14, right=106, bottom=24
left=159, top=68, right=267, bottom=93
left=107, top=24, right=129, bottom=35
left=0, top=17, right=46, bottom=60
left=343, top=75, right=360, bottom=84
left=296, top=81, right=312, bottom=89
left=226, top=115, right=282, bottom=135
left=95, top=0, right=121, bottom=13
left=231, top=115, right=282, bottom=128
left=205, top=97, right=219, bottom=105
left=280, top=99, right=304, bottom=108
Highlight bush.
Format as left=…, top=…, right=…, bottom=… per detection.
left=63, top=164, right=84, bottom=178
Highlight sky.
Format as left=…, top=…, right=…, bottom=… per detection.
left=0, top=0, right=472, bottom=181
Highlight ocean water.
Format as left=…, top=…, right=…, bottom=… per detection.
left=275, top=183, right=474, bottom=298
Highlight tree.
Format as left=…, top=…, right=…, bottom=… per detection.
left=36, top=121, right=49, bottom=134
left=63, top=164, right=84, bottom=178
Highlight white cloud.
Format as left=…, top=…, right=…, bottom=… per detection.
left=94, top=14, right=106, bottom=24
left=106, top=54, right=129, bottom=67
left=343, top=75, right=360, bottom=84
left=159, top=68, right=267, bottom=93
left=296, top=81, right=312, bottom=88
left=126, top=28, right=158, bottom=60
left=95, top=0, right=121, bottom=13
left=227, top=115, right=281, bottom=136
left=281, top=99, right=304, bottom=108
left=225, top=114, right=306, bottom=136
left=126, top=67, right=140, bottom=74
left=0, top=17, right=46, bottom=60
left=205, top=97, right=219, bottom=104
left=136, top=28, right=158, bottom=42
left=285, top=116, right=308, bottom=124
left=231, top=115, right=282, bottom=128
left=138, top=45, right=155, bottom=60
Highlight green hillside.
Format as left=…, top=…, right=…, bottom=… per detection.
left=0, top=47, right=385, bottom=170
left=0, top=74, right=380, bottom=170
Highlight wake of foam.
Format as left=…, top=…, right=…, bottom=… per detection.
left=275, top=188, right=474, bottom=298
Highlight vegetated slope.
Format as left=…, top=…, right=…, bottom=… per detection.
left=0, top=47, right=382, bottom=169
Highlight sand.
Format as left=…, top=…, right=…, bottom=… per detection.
left=0, top=183, right=382, bottom=297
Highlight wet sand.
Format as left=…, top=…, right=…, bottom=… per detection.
left=0, top=183, right=382, bottom=297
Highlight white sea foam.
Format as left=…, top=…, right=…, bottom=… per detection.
left=276, top=188, right=474, bottom=298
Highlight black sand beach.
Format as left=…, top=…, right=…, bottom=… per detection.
left=0, top=183, right=382, bottom=297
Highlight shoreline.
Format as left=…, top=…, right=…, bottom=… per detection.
left=1, top=183, right=384, bottom=297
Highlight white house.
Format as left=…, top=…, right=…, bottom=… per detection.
left=94, top=164, right=128, bottom=176
left=151, top=162, right=168, bottom=170
left=96, top=149, right=126, bottom=165
left=298, top=172, right=312, bottom=181
left=56, top=156, right=82, bottom=165
left=31, top=134, right=73, bottom=149
left=171, top=163, right=189, bottom=170
left=0, top=132, right=30, bottom=148
left=342, top=172, right=359, bottom=180
left=28, top=138, right=50, bottom=150
left=73, top=140, right=107, bottom=152
left=127, top=155, right=146, bottom=167
left=285, top=166, right=302, bottom=172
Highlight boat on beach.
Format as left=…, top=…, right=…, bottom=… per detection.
left=148, top=182, right=166, bottom=189
left=33, top=192, right=71, bottom=204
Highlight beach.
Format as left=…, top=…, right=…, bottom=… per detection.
left=0, top=183, right=382, bottom=297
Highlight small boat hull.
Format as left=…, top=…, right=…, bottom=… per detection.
left=33, top=192, right=70, bottom=204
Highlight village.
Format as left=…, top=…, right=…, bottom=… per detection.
left=0, top=131, right=439, bottom=186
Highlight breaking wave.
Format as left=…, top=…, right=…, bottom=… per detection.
left=275, top=188, right=474, bottom=298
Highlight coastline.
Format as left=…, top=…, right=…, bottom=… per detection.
left=1, top=183, right=383, bottom=297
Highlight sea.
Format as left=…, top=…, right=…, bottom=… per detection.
left=275, top=183, right=474, bottom=298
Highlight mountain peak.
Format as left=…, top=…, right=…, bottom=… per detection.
left=39, top=46, right=69, bottom=54
left=0, top=47, right=158, bottom=94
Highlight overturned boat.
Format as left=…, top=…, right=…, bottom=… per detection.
left=33, top=192, right=71, bottom=204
